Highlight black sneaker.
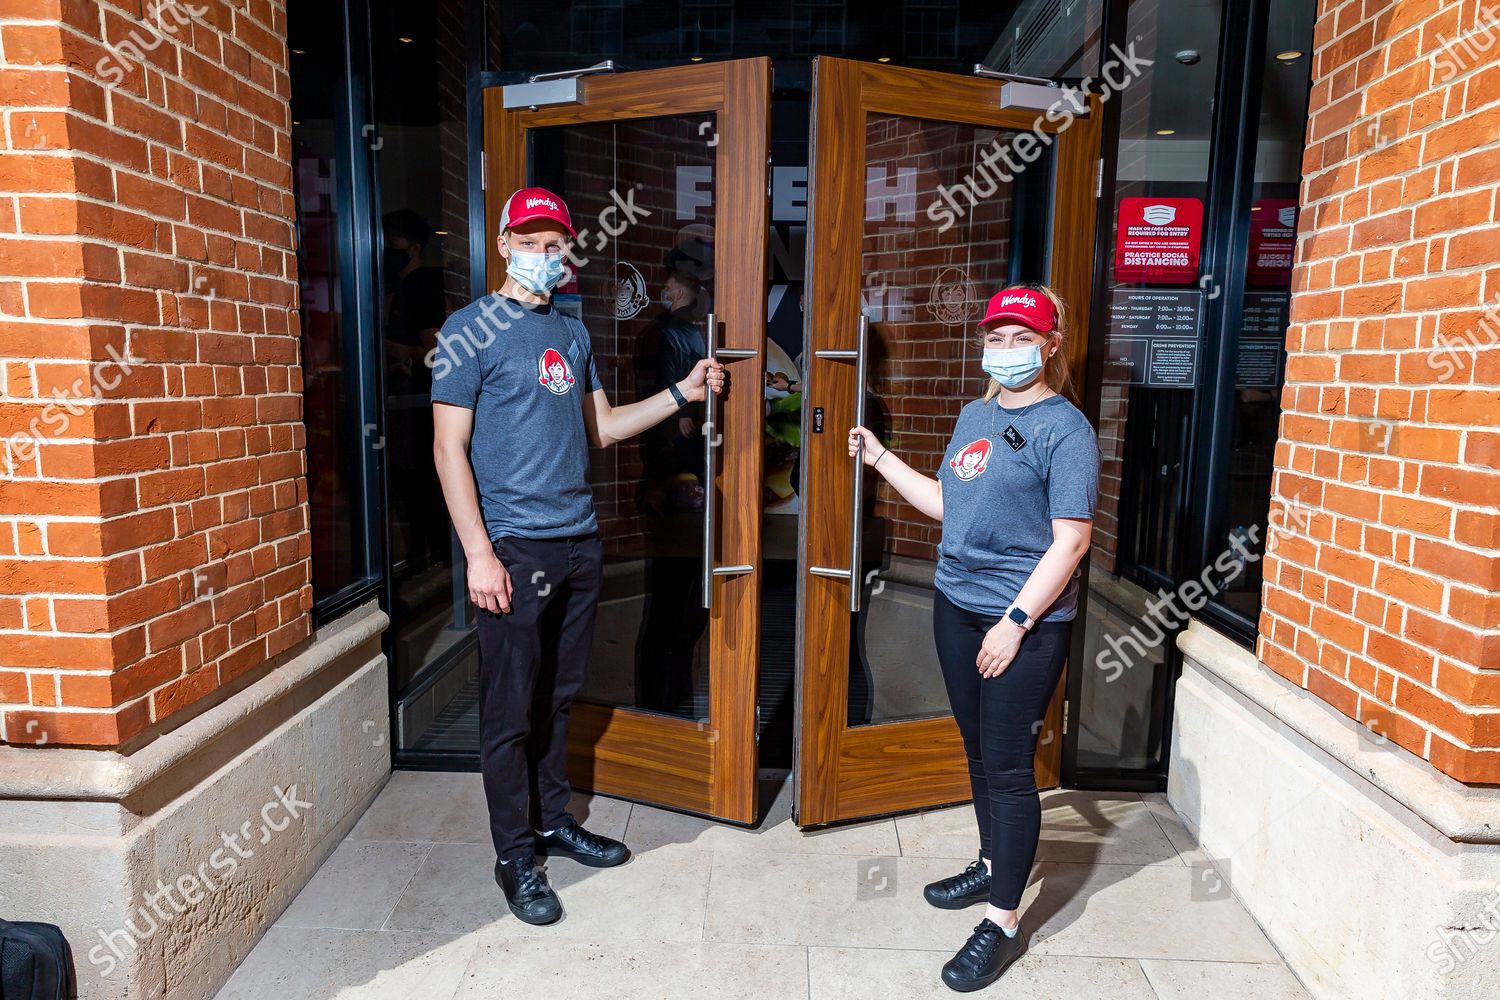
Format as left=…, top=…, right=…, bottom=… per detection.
left=941, top=919, right=1025, bottom=992
left=536, top=817, right=631, bottom=868
left=494, top=856, right=562, bottom=925
left=923, top=859, right=991, bottom=909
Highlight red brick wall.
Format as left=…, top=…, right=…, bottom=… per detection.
left=1262, top=0, right=1500, bottom=783
left=0, top=0, right=308, bottom=748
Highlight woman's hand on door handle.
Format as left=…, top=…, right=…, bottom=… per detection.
left=847, top=425, right=884, bottom=466
left=849, top=425, right=944, bottom=521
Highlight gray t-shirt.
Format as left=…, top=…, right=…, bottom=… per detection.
left=933, top=394, right=1100, bottom=621
left=430, top=293, right=602, bottom=540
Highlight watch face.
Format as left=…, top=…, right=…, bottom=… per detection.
left=1008, top=607, right=1029, bottom=626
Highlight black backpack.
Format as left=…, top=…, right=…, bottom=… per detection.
left=0, top=920, right=75, bottom=1000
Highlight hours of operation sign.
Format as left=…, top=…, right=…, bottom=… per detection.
left=1105, top=288, right=1204, bottom=388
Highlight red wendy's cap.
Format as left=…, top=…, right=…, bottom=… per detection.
left=980, top=287, right=1057, bottom=333
left=500, top=187, right=576, bottom=237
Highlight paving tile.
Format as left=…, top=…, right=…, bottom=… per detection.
left=809, top=947, right=1158, bottom=1000
left=1139, top=792, right=1212, bottom=865
left=704, top=851, right=982, bottom=950
left=453, top=937, right=808, bottom=999
left=347, top=770, right=630, bottom=845
left=214, top=927, right=476, bottom=1000
left=1026, top=862, right=1282, bottom=963
left=277, top=840, right=432, bottom=930
left=627, top=777, right=899, bottom=857
left=345, top=771, right=491, bottom=844
left=1140, top=958, right=1313, bottom=999
left=897, top=789, right=1184, bottom=867
left=220, top=782, right=1305, bottom=1000
left=386, top=841, right=712, bottom=942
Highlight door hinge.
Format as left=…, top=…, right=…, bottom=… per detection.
left=1062, top=699, right=1070, bottom=736
left=755, top=703, right=761, bottom=746
left=1095, top=158, right=1104, bottom=198
left=479, top=150, right=486, bottom=190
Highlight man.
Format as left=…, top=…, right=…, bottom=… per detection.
left=430, top=187, right=725, bottom=925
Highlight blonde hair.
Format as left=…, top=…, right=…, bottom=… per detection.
left=978, top=283, right=1075, bottom=404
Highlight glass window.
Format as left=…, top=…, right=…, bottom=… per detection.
left=290, top=1, right=380, bottom=605
left=1203, top=0, right=1316, bottom=630
left=369, top=0, right=480, bottom=749
left=1073, top=0, right=1224, bottom=775
left=850, top=116, right=1051, bottom=727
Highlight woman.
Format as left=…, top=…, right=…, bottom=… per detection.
left=848, top=283, right=1099, bottom=992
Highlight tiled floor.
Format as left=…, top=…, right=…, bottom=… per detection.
left=215, top=772, right=1311, bottom=1000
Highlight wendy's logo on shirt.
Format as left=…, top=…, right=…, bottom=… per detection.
left=949, top=438, right=993, bottom=482
left=538, top=348, right=575, bottom=395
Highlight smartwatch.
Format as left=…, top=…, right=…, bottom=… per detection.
left=1005, top=605, right=1033, bottom=631
left=667, top=382, right=688, bottom=408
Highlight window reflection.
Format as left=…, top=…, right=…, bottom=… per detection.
left=370, top=0, right=477, bottom=751
left=291, top=2, right=367, bottom=600
left=1206, top=0, right=1316, bottom=625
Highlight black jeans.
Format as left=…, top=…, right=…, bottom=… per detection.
left=933, top=589, right=1072, bottom=910
left=476, top=532, right=603, bottom=863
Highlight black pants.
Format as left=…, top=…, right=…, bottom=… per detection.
left=476, top=532, right=603, bottom=863
left=933, top=589, right=1071, bottom=910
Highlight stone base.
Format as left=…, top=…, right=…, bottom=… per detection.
left=0, top=602, right=391, bottom=1000
left=1169, top=620, right=1500, bottom=1000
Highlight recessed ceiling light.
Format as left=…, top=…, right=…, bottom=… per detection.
left=690, top=56, right=703, bottom=62
left=292, top=49, right=305, bottom=55
left=434, top=230, right=449, bottom=236
left=398, top=36, right=413, bottom=44
left=1276, top=50, right=1302, bottom=61
left=877, top=56, right=892, bottom=63
left=1155, top=129, right=1176, bottom=135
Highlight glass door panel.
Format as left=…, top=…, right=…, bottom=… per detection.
left=797, top=58, right=1101, bottom=826
left=483, top=59, right=769, bottom=823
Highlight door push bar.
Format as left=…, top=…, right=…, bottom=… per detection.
left=809, top=315, right=869, bottom=615
left=502, top=60, right=619, bottom=110
left=701, top=312, right=759, bottom=612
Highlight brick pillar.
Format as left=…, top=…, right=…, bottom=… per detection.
left=1263, top=0, right=1500, bottom=782
left=0, top=0, right=308, bottom=748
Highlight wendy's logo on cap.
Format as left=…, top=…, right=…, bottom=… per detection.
left=999, top=291, right=1039, bottom=310
left=538, top=348, right=575, bottom=395
left=949, top=438, right=993, bottom=482
left=527, top=196, right=560, bottom=211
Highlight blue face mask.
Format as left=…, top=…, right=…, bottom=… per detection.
left=982, top=344, right=1045, bottom=389
left=505, top=242, right=568, bottom=294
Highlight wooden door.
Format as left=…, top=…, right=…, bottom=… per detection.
left=483, top=59, right=770, bottom=823
left=795, top=58, right=1101, bottom=825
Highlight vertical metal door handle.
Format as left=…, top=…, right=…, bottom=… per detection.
left=810, top=314, right=869, bottom=613
left=702, top=312, right=718, bottom=610
left=700, top=312, right=757, bottom=611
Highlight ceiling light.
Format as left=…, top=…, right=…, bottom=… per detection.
left=398, top=36, right=413, bottom=44
left=1276, top=50, right=1302, bottom=61
left=877, top=56, right=891, bottom=63
left=1155, top=129, right=1176, bottom=136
